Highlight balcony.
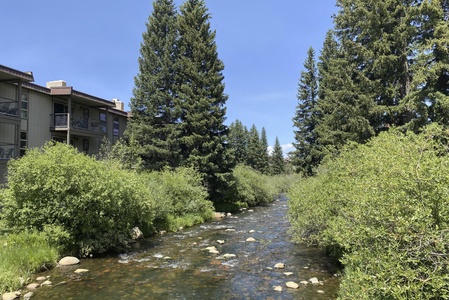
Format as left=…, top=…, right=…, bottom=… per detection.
left=51, top=113, right=106, bottom=134
left=0, top=97, right=19, bottom=117
left=0, top=143, right=15, bottom=160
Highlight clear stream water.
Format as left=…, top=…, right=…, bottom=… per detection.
left=31, top=198, right=340, bottom=299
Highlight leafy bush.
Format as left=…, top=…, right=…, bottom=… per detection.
left=143, top=167, right=214, bottom=231
left=0, top=231, right=59, bottom=294
left=2, top=142, right=155, bottom=256
left=288, top=125, right=449, bottom=299
left=233, top=165, right=275, bottom=206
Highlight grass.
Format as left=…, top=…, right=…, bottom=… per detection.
left=0, top=230, right=59, bottom=294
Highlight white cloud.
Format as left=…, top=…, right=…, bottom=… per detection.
left=267, top=143, right=294, bottom=157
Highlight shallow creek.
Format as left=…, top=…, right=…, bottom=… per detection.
left=32, top=198, right=340, bottom=299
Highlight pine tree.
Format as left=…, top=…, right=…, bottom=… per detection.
left=293, top=47, right=321, bottom=175
left=246, top=124, right=262, bottom=171
left=126, top=0, right=180, bottom=170
left=177, top=0, right=232, bottom=199
left=259, top=127, right=270, bottom=174
left=406, top=0, right=449, bottom=129
left=228, top=119, right=249, bottom=165
left=270, top=137, right=285, bottom=175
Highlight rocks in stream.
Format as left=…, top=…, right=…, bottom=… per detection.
left=58, top=256, right=80, bottom=266
left=245, top=237, right=256, bottom=242
left=202, top=246, right=219, bottom=254
left=286, top=281, right=300, bottom=289
left=274, top=262, right=285, bottom=269
left=2, top=292, right=20, bottom=300
left=131, top=227, right=144, bottom=240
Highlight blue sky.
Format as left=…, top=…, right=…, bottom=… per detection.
left=1, top=1, right=338, bottom=154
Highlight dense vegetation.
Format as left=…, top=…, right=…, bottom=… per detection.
left=126, top=0, right=233, bottom=201
left=289, top=125, right=449, bottom=299
left=289, top=0, right=449, bottom=298
left=0, top=140, right=289, bottom=294
left=292, top=0, right=449, bottom=175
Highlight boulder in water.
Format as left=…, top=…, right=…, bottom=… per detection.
left=59, top=256, right=80, bottom=266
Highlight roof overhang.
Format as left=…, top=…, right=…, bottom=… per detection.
left=0, top=64, right=34, bottom=82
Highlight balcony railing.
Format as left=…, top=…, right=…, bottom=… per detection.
left=0, top=143, right=15, bottom=160
left=51, top=113, right=106, bottom=134
left=0, top=97, right=19, bottom=117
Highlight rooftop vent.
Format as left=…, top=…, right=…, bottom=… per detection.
left=46, top=80, right=67, bottom=88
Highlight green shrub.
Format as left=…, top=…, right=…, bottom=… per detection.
left=0, top=231, right=59, bottom=294
left=288, top=125, right=449, bottom=299
left=2, top=142, right=155, bottom=256
left=233, top=165, right=275, bottom=206
left=143, top=167, right=214, bottom=231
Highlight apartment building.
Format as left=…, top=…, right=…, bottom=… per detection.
left=0, top=64, right=128, bottom=182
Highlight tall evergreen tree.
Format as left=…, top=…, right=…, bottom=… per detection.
left=259, top=127, right=270, bottom=174
left=228, top=119, right=249, bottom=165
left=270, top=137, right=285, bottom=175
left=406, top=0, right=449, bottom=129
left=177, top=0, right=232, bottom=199
left=293, top=47, right=321, bottom=175
left=246, top=124, right=262, bottom=171
left=126, top=0, right=180, bottom=170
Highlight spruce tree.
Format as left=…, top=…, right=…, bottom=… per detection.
left=270, top=137, right=285, bottom=175
left=246, top=124, right=262, bottom=171
left=293, top=47, right=320, bottom=175
left=259, top=127, right=270, bottom=174
left=228, top=119, right=249, bottom=165
left=177, top=0, right=232, bottom=199
left=127, top=0, right=180, bottom=170
left=407, top=0, right=449, bottom=129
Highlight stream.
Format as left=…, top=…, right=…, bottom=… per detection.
left=31, top=198, right=340, bottom=299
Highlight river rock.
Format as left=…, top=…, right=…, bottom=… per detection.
left=225, top=229, right=236, bottom=232
left=217, top=253, right=236, bottom=260
left=74, top=269, right=89, bottom=274
left=214, top=212, right=225, bottom=219
left=284, top=272, right=294, bottom=276
left=59, top=256, right=80, bottom=266
left=131, top=227, right=144, bottom=240
left=35, top=277, right=47, bottom=281
left=317, top=290, right=325, bottom=294
left=286, top=281, right=300, bottom=289
left=2, top=292, right=20, bottom=300
left=41, top=280, right=52, bottom=286
left=274, top=263, right=285, bottom=269
left=26, top=283, right=40, bottom=290
left=300, top=280, right=308, bottom=285
left=273, top=286, right=283, bottom=292
left=23, top=292, right=34, bottom=300
left=226, top=213, right=232, bottom=217
left=309, top=277, right=319, bottom=284
left=202, top=246, right=219, bottom=254
left=246, top=237, right=256, bottom=242
left=249, top=230, right=256, bottom=233
left=217, top=240, right=225, bottom=244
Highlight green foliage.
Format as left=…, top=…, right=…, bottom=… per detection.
left=127, top=0, right=181, bottom=170
left=293, top=46, right=321, bottom=175
left=143, top=167, right=214, bottom=231
left=0, top=231, right=59, bottom=294
left=2, top=142, right=155, bottom=256
left=289, top=125, right=449, bottom=299
left=270, top=137, right=285, bottom=175
left=233, top=165, right=275, bottom=206
left=228, top=119, right=249, bottom=165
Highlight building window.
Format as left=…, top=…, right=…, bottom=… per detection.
left=0, top=123, right=17, bottom=159
left=83, top=138, right=89, bottom=153
left=113, top=117, right=119, bottom=136
left=99, top=112, right=107, bottom=133
left=21, top=92, right=28, bottom=119
left=20, top=131, right=27, bottom=157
